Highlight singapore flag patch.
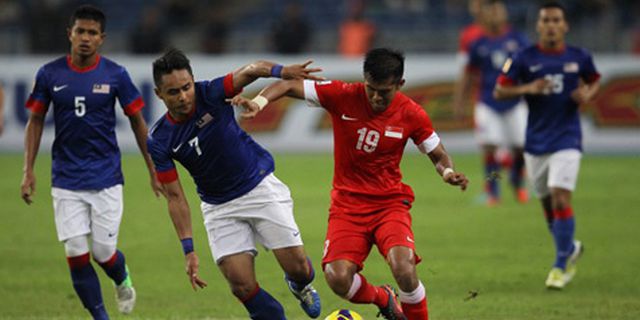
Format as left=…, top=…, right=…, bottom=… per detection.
left=384, top=126, right=404, bottom=139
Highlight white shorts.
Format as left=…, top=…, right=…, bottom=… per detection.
left=524, top=149, right=582, bottom=198
left=474, top=101, right=527, bottom=147
left=200, top=174, right=303, bottom=264
left=51, top=185, right=123, bottom=245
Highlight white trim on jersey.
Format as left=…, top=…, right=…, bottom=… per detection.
left=417, top=132, right=441, bottom=154
left=303, top=79, right=322, bottom=108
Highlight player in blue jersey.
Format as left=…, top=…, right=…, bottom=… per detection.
left=453, top=0, right=530, bottom=206
left=148, top=49, right=324, bottom=319
left=494, top=1, right=600, bottom=289
left=20, top=5, right=162, bottom=319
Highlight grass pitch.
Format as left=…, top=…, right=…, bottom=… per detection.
left=0, top=153, right=639, bottom=319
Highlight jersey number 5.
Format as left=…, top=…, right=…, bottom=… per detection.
left=356, top=127, right=379, bottom=153
left=74, top=96, right=86, bottom=117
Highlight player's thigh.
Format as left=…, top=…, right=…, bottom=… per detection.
left=504, top=102, right=528, bottom=147
left=218, top=252, right=257, bottom=290
left=474, top=102, right=507, bottom=146
left=322, top=212, right=373, bottom=271
left=373, top=209, right=420, bottom=263
left=88, top=184, right=123, bottom=248
left=51, top=187, right=92, bottom=242
left=524, top=153, right=551, bottom=198
left=548, top=149, right=582, bottom=191
left=201, top=205, right=257, bottom=264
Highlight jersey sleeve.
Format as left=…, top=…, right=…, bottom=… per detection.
left=579, top=50, right=601, bottom=84
left=410, top=105, right=440, bottom=153
left=204, top=73, right=242, bottom=105
left=147, top=135, right=178, bottom=183
left=497, top=52, right=524, bottom=87
left=466, top=40, right=482, bottom=71
left=303, top=80, right=346, bottom=114
left=116, top=68, right=144, bottom=116
left=25, top=66, right=51, bottom=115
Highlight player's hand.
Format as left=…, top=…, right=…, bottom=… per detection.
left=20, top=171, right=36, bottom=205
left=227, top=96, right=261, bottom=120
left=150, top=173, right=166, bottom=198
left=526, top=78, right=552, bottom=95
left=282, top=60, right=325, bottom=81
left=185, top=252, right=208, bottom=291
left=571, top=82, right=591, bottom=105
left=443, top=171, right=469, bottom=191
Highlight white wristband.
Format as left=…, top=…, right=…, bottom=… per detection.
left=442, top=168, right=454, bottom=179
left=252, top=95, right=269, bottom=110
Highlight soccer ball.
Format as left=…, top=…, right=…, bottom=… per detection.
left=324, top=309, right=363, bottom=320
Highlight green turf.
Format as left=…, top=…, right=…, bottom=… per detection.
left=1, top=153, right=639, bottom=319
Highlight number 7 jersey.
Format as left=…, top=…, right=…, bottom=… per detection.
left=25, top=55, right=144, bottom=190
left=303, top=80, right=441, bottom=213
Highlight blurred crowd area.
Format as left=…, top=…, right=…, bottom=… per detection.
left=1, top=0, right=639, bottom=55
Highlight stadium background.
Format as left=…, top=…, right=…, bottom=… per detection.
left=0, top=0, right=639, bottom=319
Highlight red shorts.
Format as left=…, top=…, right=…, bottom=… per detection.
left=322, top=205, right=422, bottom=271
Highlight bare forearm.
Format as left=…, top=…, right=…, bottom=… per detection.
left=23, top=115, right=45, bottom=172
left=233, top=60, right=278, bottom=89
left=258, top=80, right=304, bottom=101
left=130, top=121, right=155, bottom=174
left=493, top=84, right=527, bottom=100
left=167, top=197, right=193, bottom=240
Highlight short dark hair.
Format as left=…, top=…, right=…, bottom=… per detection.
left=69, top=5, right=106, bottom=33
left=363, top=48, right=405, bottom=84
left=540, top=1, right=566, bottom=16
left=152, top=48, right=194, bottom=87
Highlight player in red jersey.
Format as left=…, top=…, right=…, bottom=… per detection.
left=232, top=48, right=469, bottom=320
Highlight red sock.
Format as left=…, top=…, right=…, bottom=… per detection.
left=401, top=298, right=428, bottom=320
left=349, top=274, right=389, bottom=308
left=399, top=281, right=428, bottom=320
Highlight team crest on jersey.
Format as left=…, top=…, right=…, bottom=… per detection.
left=384, top=126, right=404, bottom=139
left=564, top=62, right=579, bottom=73
left=92, top=84, right=110, bottom=94
left=196, top=113, right=214, bottom=128
left=502, top=58, right=513, bottom=73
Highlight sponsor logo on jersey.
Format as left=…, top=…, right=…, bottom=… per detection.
left=196, top=113, right=214, bottom=128
left=53, top=84, right=68, bottom=92
left=92, top=84, right=110, bottom=94
left=384, top=126, right=404, bottom=139
left=564, top=62, right=579, bottom=73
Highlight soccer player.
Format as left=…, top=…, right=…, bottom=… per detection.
left=494, top=1, right=600, bottom=289
left=147, top=49, right=323, bottom=319
left=232, top=48, right=469, bottom=320
left=20, top=5, right=162, bottom=319
left=452, top=0, right=530, bottom=205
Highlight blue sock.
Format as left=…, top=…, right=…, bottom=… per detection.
left=552, top=216, right=575, bottom=270
left=67, top=254, right=108, bottom=320
left=242, top=286, right=286, bottom=320
left=285, top=257, right=315, bottom=291
left=484, top=153, right=500, bottom=198
left=509, top=154, right=525, bottom=189
left=97, top=250, right=127, bottom=285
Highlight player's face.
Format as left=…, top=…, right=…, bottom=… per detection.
left=364, top=74, right=404, bottom=113
left=482, top=3, right=508, bottom=31
left=68, top=19, right=104, bottom=58
left=155, top=69, right=196, bottom=120
left=536, top=8, right=568, bottom=45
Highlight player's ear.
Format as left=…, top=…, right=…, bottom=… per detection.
left=154, top=87, right=162, bottom=99
left=67, top=28, right=72, bottom=41
left=398, top=79, right=406, bottom=88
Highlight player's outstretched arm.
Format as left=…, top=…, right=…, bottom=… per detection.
left=425, top=143, right=469, bottom=191
left=494, top=78, right=551, bottom=100
left=21, top=112, right=45, bottom=205
left=571, top=79, right=600, bottom=105
left=451, top=67, right=476, bottom=119
left=231, top=60, right=323, bottom=92
left=163, top=179, right=208, bottom=290
left=128, top=112, right=164, bottom=198
left=229, top=79, right=305, bottom=120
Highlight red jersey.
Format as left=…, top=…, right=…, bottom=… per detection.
left=304, top=80, right=440, bottom=214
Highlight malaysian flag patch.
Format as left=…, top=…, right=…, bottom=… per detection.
left=196, top=113, right=214, bottom=128
left=384, top=126, right=404, bottom=139
left=92, top=84, right=110, bottom=94
left=563, top=62, right=579, bottom=73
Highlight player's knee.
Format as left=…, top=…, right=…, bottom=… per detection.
left=323, top=267, right=352, bottom=296
left=230, top=282, right=258, bottom=300
left=91, top=241, right=116, bottom=263
left=64, top=235, right=90, bottom=257
left=390, top=262, right=417, bottom=289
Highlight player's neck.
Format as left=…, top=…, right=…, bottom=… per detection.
left=538, top=40, right=565, bottom=52
left=70, top=53, right=99, bottom=69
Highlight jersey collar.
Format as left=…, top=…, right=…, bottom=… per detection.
left=165, top=103, right=197, bottom=125
left=67, top=54, right=101, bottom=73
left=536, top=43, right=566, bottom=55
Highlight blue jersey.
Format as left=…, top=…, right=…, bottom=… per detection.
left=498, top=45, right=600, bottom=155
left=467, top=30, right=529, bottom=112
left=147, top=74, right=275, bottom=205
left=26, top=55, right=144, bottom=190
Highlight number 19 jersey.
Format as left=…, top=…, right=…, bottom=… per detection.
left=303, top=80, right=441, bottom=214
